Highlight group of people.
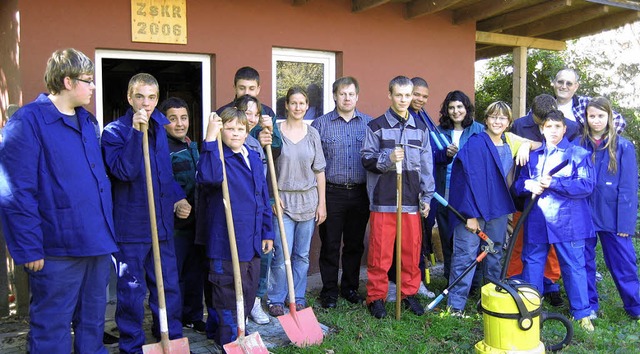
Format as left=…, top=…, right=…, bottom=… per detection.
left=0, top=47, right=638, bottom=353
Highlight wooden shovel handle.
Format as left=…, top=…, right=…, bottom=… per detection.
left=141, top=124, right=170, bottom=347
left=395, top=160, right=402, bottom=320
left=265, top=145, right=297, bottom=313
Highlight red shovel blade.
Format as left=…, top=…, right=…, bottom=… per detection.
left=277, top=307, right=324, bottom=347
left=223, top=332, right=270, bottom=354
left=142, top=337, right=190, bottom=354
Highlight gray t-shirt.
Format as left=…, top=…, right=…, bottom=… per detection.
left=276, top=122, right=326, bottom=221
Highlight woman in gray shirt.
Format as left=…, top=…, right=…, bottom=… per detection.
left=268, top=86, right=327, bottom=316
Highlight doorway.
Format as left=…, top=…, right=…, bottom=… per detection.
left=95, top=50, right=212, bottom=144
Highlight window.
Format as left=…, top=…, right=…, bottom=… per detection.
left=272, top=48, right=335, bottom=120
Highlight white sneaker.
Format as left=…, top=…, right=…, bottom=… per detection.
left=418, top=282, right=435, bottom=298
left=250, top=297, right=270, bottom=325
left=387, top=282, right=397, bottom=302
left=589, top=310, right=598, bottom=320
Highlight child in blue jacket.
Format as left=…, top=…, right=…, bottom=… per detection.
left=515, top=109, right=596, bottom=332
left=196, top=107, right=274, bottom=346
left=577, top=97, right=640, bottom=321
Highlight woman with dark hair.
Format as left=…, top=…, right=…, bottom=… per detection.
left=577, top=97, right=640, bottom=321
left=434, top=90, right=484, bottom=282
left=267, top=86, right=327, bottom=316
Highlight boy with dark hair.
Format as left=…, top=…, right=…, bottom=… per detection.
left=216, top=66, right=282, bottom=149
left=514, top=109, right=596, bottom=332
left=0, top=48, right=118, bottom=351
left=159, top=97, right=205, bottom=333
left=361, top=76, right=434, bottom=319
left=102, top=73, right=189, bottom=352
left=196, top=108, right=274, bottom=346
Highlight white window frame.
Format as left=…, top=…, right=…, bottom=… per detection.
left=271, top=48, right=336, bottom=117
left=94, top=49, right=211, bottom=134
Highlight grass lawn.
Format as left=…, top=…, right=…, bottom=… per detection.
left=274, top=238, right=640, bottom=353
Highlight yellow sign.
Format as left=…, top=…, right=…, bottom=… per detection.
left=131, top=0, right=187, bottom=44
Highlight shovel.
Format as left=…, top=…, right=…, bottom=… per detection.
left=394, top=151, right=403, bottom=320
left=265, top=144, right=323, bottom=347
left=215, top=134, right=269, bottom=354
left=139, top=121, right=189, bottom=354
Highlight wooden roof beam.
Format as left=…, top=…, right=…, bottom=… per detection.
left=478, top=0, right=572, bottom=32
left=586, top=0, right=640, bottom=11
left=453, top=0, right=521, bottom=25
left=476, top=31, right=566, bottom=51
left=476, top=45, right=514, bottom=60
left=544, top=10, right=640, bottom=40
left=292, top=0, right=310, bottom=5
left=505, top=5, right=610, bottom=37
left=352, top=0, right=391, bottom=13
left=405, top=0, right=464, bottom=19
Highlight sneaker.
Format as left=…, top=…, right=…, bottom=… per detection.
left=449, top=308, right=469, bottom=318
left=402, top=296, right=425, bottom=316
left=295, top=303, right=306, bottom=311
left=589, top=310, right=598, bottom=320
left=387, top=282, right=397, bottom=302
left=268, top=303, right=285, bottom=317
left=595, top=271, right=603, bottom=282
left=418, top=283, right=436, bottom=298
left=545, top=291, right=564, bottom=307
left=250, top=297, right=270, bottom=325
left=579, top=317, right=595, bottom=332
left=368, top=299, right=387, bottom=319
left=103, top=332, right=119, bottom=346
left=183, top=320, right=205, bottom=333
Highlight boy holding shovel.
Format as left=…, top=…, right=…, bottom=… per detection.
left=360, top=76, right=434, bottom=319
left=196, top=108, right=274, bottom=346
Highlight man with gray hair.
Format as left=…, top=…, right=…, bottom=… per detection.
left=552, top=68, right=625, bottom=134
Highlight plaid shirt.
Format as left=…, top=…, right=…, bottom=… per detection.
left=311, top=109, right=372, bottom=185
left=573, top=95, right=626, bottom=134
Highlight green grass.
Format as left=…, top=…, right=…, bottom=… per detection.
left=273, top=239, right=640, bottom=353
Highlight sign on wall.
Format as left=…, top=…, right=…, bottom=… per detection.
left=131, top=0, right=187, bottom=44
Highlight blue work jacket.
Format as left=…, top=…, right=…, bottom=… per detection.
left=577, top=136, right=638, bottom=235
left=0, top=94, right=117, bottom=264
left=195, top=141, right=274, bottom=261
left=102, top=108, right=185, bottom=243
left=514, top=138, right=596, bottom=244
left=449, top=132, right=516, bottom=230
left=436, top=121, right=484, bottom=195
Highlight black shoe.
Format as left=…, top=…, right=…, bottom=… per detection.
left=183, top=320, right=206, bottom=334
left=341, top=290, right=364, bottom=304
left=320, top=296, right=337, bottom=309
left=103, top=332, right=119, bottom=346
left=402, top=296, right=425, bottom=316
left=368, top=299, right=387, bottom=319
left=545, top=291, right=564, bottom=307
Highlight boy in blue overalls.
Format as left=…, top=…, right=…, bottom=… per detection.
left=196, top=107, right=274, bottom=346
left=514, top=109, right=596, bottom=332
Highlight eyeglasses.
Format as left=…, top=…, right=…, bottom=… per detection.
left=75, top=78, right=95, bottom=85
left=555, top=80, right=575, bottom=88
left=487, top=115, right=509, bottom=122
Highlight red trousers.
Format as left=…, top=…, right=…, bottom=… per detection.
left=507, top=211, right=561, bottom=281
left=366, top=211, right=422, bottom=304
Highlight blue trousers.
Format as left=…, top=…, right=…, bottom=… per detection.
left=269, top=214, right=316, bottom=305
left=28, top=255, right=111, bottom=354
left=447, top=215, right=507, bottom=311
left=585, top=231, right=640, bottom=316
left=115, top=241, right=183, bottom=353
left=173, top=229, right=205, bottom=323
left=523, top=240, right=591, bottom=320
left=207, top=257, right=260, bottom=346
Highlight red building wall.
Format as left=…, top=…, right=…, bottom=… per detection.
left=13, top=0, right=475, bottom=118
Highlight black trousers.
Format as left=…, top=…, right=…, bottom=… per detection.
left=319, top=184, right=370, bottom=299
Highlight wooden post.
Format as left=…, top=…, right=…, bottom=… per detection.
left=512, top=46, right=528, bottom=118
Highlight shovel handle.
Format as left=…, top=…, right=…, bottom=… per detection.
left=141, top=124, right=171, bottom=347
left=217, top=135, right=246, bottom=338
left=265, top=145, right=298, bottom=313
left=395, top=155, right=402, bottom=320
